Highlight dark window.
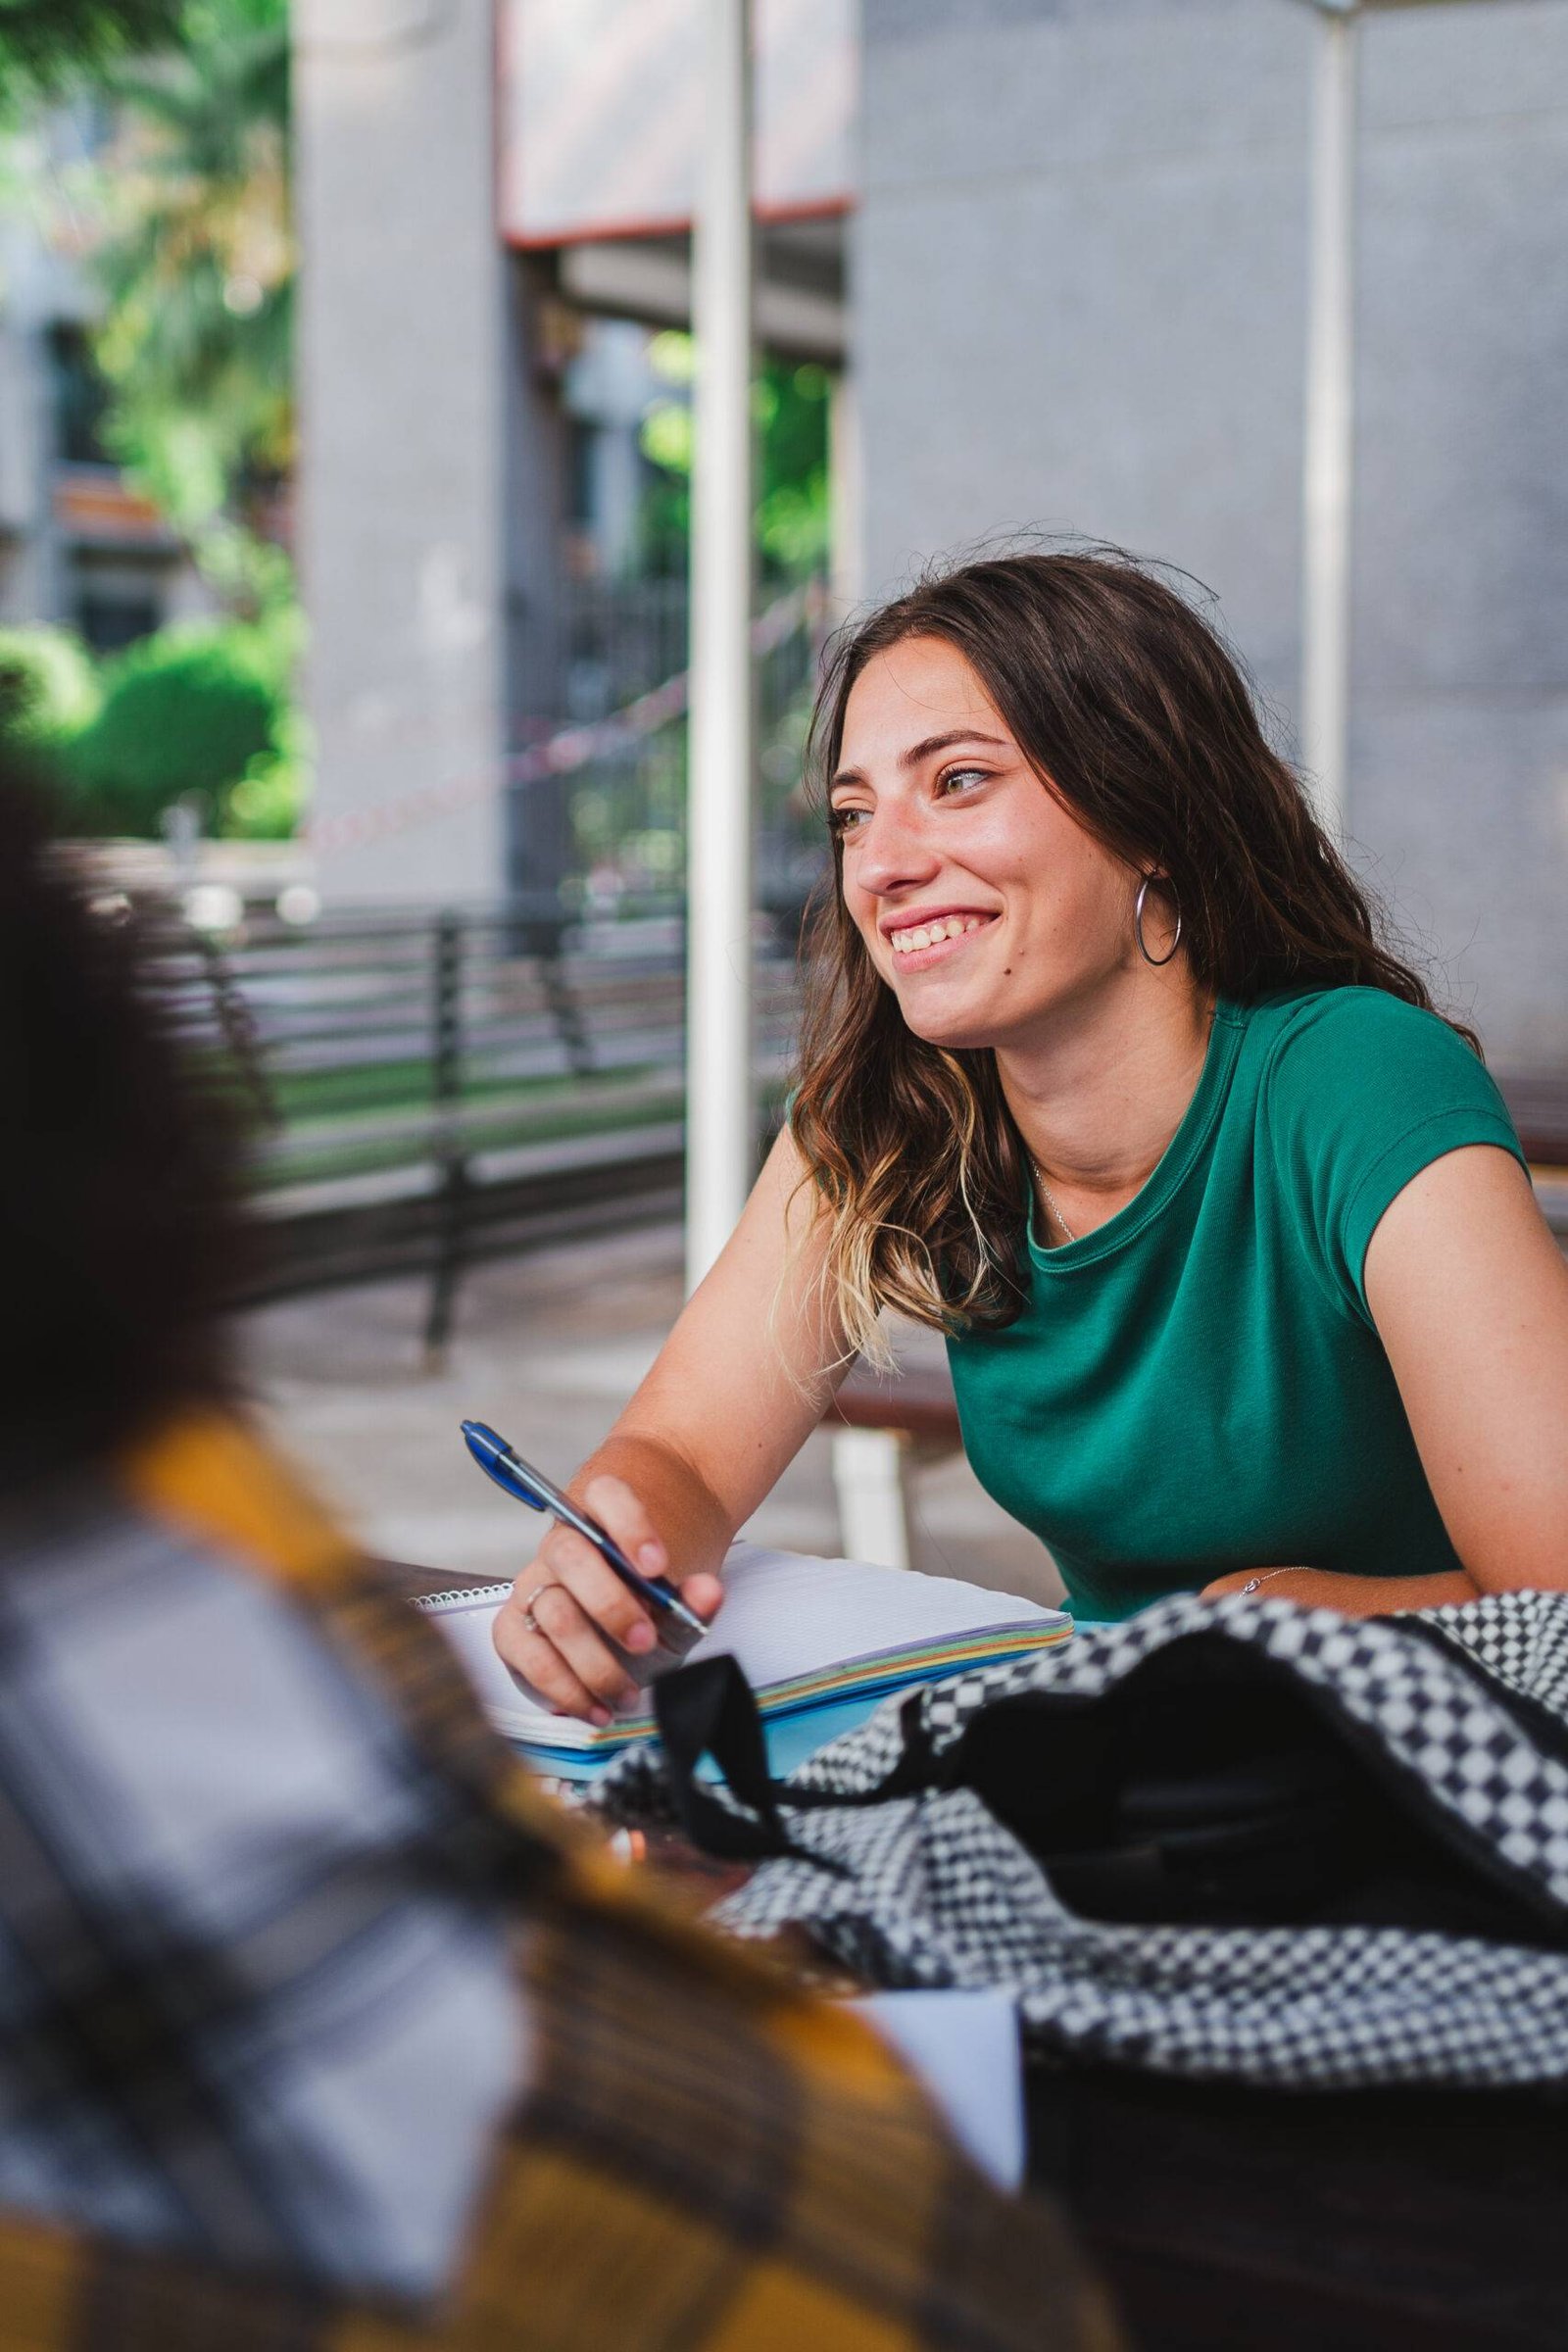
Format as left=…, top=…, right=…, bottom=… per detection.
left=565, top=416, right=596, bottom=528
left=46, top=323, right=112, bottom=467
left=74, top=590, right=161, bottom=654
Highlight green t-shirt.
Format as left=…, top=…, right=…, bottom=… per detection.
left=946, top=987, right=1527, bottom=1621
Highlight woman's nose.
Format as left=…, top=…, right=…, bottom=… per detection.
left=852, top=804, right=943, bottom=901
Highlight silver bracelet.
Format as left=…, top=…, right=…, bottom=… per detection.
left=1239, top=1566, right=1306, bottom=1596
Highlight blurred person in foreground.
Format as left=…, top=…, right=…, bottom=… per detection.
left=0, top=773, right=1113, bottom=2351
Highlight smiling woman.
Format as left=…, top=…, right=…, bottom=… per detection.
left=795, top=554, right=1464, bottom=1346
left=492, top=548, right=1568, bottom=1715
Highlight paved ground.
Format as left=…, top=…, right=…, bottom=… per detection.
left=238, top=1222, right=1064, bottom=1607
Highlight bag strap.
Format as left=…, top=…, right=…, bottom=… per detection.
left=652, top=1654, right=947, bottom=1862
left=652, top=1653, right=809, bottom=1862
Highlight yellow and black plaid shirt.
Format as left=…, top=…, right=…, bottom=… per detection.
left=0, top=1415, right=1116, bottom=2351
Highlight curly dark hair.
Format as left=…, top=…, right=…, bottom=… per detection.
left=0, top=763, right=246, bottom=1496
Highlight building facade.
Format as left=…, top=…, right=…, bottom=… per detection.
left=0, top=117, right=210, bottom=652
left=855, top=0, right=1568, bottom=1065
left=295, top=0, right=1568, bottom=1063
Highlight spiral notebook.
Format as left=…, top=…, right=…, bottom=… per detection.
left=414, top=1541, right=1070, bottom=1768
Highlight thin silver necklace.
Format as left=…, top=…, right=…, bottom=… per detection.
left=1028, top=1001, right=1218, bottom=1249
left=1031, top=1164, right=1076, bottom=1244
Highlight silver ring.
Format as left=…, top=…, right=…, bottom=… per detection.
left=519, top=1581, right=553, bottom=1637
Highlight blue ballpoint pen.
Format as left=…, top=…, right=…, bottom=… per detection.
left=460, top=1419, right=709, bottom=1642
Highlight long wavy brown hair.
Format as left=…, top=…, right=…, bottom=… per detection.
left=789, top=547, right=1475, bottom=1360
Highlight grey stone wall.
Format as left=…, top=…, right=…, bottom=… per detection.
left=856, top=0, right=1568, bottom=1065
left=295, top=0, right=507, bottom=903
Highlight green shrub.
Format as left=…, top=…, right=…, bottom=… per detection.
left=0, top=626, right=102, bottom=812
left=72, top=617, right=294, bottom=837
left=0, top=624, right=101, bottom=742
left=221, top=699, right=311, bottom=840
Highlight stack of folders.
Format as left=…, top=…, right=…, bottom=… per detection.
left=415, top=1541, right=1072, bottom=1778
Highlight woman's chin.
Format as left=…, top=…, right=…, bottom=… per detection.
left=896, top=994, right=1001, bottom=1053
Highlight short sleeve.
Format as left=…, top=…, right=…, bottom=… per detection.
left=1263, top=988, right=1528, bottom=1320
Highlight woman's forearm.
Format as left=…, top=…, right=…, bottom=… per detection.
left=1202, top=1564, right=1482, bottom=1613
left=565, top=1426, right=737, bottom=1584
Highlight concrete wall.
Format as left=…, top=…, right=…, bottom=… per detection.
left=856, top=0, right=1568, bottom=1066
left=295, top=0, right=507, bottom=902
left=0, top=194, right=80, bottom=628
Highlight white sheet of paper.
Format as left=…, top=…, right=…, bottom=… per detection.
left=854, top=1989, right=1026, bottom=2190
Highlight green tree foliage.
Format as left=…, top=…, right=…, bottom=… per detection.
left=88, top=0, right=290, bottom=590
left=33, top=0, right=309, bottom=835
left=71, top=611, right=300, bottom=837
left=0, top=623, right=101, bottom=746
left=753, top=360, right=834, bottom=573
left=0, top=614, right=307, bottom=839
left=0, top=624, right=102, bottom=813
left=0, top=0, right=183, bottom=105
left=638, top=334, right=832, bottom=579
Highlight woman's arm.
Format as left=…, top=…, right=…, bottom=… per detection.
left=493, top=1124, right=851, bottom=1718
left=1200, top=1563, right=1481, bottom=1611
left=1206, top=1144, right=1568, bottom=1616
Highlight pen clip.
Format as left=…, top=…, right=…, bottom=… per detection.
left=461, top=1421, right=548, bottom=1512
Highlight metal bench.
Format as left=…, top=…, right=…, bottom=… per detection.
left=146, top=898, right=797, bottom=1355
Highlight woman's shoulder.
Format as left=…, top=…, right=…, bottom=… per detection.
left=1244, top=982, right=1472, bottom=1066
left=1233, top=985, right=1524, bottom=1312
left=1240, top=984, right=1499, bottom=1128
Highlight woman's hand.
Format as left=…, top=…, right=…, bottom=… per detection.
left=492, top=1475, right=724, bottom=1724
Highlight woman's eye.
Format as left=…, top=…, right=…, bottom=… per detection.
left=828, top=804, right=870, bottom=836
left=937, top=765, right=990, bottom=797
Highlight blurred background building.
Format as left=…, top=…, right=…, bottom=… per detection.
left=294, top=0, right=852, bottom=918
left=844, top=0, right=1566, bottom=1064
left=3, top=0, right=1564, bottom=1054
left=288, top=0, right=1568, bottom=1057
left=0, top=138, right=196, bottom=652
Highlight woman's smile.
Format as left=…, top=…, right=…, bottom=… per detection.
left=884, top=907, right=998, bottom=969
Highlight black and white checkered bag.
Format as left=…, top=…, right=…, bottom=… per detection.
left=593, top=1590, right=1568, bottom=2091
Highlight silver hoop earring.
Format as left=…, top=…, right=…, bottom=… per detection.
left=1135, top=874, right=1181, bottom=967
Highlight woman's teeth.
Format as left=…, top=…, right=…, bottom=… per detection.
left=889, top=914, right=987, bottom=956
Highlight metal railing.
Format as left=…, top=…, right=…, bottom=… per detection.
left=144, top=899, right=806, bottom=1355
left=505, top=570, right=829, bottom=914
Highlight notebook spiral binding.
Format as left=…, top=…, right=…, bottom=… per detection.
left=411, top=1582, right=514, bottom=1614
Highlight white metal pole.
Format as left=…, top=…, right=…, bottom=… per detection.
left=685, top=0, right=756, bottom=1293
left=1299, top=0, right=1358, bottom=838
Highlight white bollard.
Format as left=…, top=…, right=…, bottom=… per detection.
left=831, top=1426, right=913, bottom=1571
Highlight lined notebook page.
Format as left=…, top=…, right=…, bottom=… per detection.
left=416, top=1542, right=1062, bottom=1748
left=704, top=1543, right=1057, bottom=1684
